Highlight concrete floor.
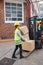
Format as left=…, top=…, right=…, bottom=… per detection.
left=0, top=42, right=43, bottom=65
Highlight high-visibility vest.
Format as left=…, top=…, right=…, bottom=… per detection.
left=37, top=24, right=41, bottom=31
left=14, top=28, right=22, bottom=45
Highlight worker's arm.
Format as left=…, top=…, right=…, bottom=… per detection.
left=17, top=31, right=27, bottom=41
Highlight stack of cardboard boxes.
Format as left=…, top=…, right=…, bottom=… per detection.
left=19, top=25, right=35, bottom=52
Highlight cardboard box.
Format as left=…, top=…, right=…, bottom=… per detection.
left=23, top=33, right=29, bottom=40
left=22, top=40, right=35, bottom=51
left=19, top=25, right=35, bottom=52
left=19, top=25, right=29, bottom=35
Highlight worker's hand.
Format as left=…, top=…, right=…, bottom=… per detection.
left=25, top=38, right=28, bottom=42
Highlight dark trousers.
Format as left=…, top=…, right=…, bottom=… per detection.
left=12, top=44, right=22, bottom=57
left=37, top=31, right=41, bottom=40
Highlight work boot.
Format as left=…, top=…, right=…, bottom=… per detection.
left=12, top=56, right=17, bottom=58
left=20, top=56, right=25, bottom=59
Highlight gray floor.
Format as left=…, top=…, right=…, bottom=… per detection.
left=0, top=42, right=43, bottom=65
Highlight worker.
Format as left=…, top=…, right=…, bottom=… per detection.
left=12, top=22, right=27, bottom=59
left=37, top=21, right=41, bottom=40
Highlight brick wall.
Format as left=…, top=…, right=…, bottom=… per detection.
left=0, top=0, right=4, bottom=38
left=0, top=0, right=30, bottom=39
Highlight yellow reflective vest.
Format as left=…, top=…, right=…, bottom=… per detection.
left=37, top=24, right=41, bottom=31
left=14, top=28, right=22, bottom=45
